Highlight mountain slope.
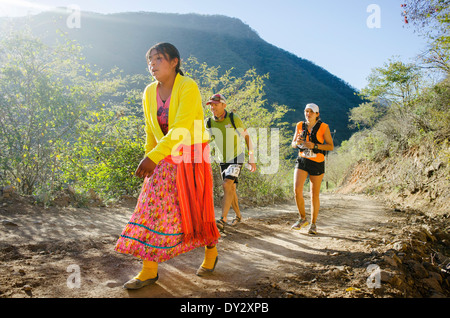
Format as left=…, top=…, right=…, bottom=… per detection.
left=1, top=10, right=362, bottom=143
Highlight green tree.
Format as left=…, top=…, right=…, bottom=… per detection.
left=0, top=29, right=121, bottom=195
left=184, top=56, right=288, bottom=128
left=349, top=102, right=383, bottom=129
left=361, top=58, right=423, bottom=108
left=58, top=101, right=145, bottom=199
left=184, top=56, right=291, bottom=166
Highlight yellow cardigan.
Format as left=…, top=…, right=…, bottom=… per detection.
left=143, top=73, right=208, bottom=164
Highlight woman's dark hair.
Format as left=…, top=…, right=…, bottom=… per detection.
left=146, top=42, right=184, bottom=76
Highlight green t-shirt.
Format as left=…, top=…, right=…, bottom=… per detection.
left=206, top=112, right=245, bottom=163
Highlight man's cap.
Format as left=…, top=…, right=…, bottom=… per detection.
left=206, top=94, right=226, bottom=105
left=305, top=103, right=319, bottom=113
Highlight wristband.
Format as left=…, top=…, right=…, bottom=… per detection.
left=314, top=144, right=318, bottom=150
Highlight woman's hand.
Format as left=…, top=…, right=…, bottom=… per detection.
left=302, top=141, right=315, bottom=149
left=135, top=156, right=157, bottom=179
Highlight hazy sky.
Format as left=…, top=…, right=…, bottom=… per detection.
left=0, top=0, right=429, bottom=90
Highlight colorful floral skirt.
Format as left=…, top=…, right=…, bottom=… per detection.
left=114, top=160, right=218, bottom=263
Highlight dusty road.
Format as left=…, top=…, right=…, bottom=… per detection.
left=1, top=192, right=447, bottom=301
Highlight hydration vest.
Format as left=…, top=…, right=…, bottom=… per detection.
left=300, top=120, right=326, bottom=155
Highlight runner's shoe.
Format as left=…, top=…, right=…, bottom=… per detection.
left=308, top=223, right=317, bottom=235
left=291, top=217, right=309, bottom=230
left=230, top=216, right=241, bottom=227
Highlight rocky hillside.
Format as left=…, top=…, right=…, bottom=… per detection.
left=334, top=142, right=449, bottom=297
left=336, top=143, right=449, bottom=217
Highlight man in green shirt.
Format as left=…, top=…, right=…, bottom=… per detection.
left=205, top=94, right=256, bottom=229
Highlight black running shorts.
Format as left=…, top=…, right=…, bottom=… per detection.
left=220, top=153, right=244, bottom=184
left=295, top=156, right=325, bottom=176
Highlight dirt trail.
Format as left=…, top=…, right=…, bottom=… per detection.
left=0, top=192, right=443, bottom=298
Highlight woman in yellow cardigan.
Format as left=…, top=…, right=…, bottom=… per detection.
left=115, top=43, right=220, bottom=290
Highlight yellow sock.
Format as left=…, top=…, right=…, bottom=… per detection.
left=201, top=246, right=218, bottom=269
left=135, top=260, right=158, bottom=281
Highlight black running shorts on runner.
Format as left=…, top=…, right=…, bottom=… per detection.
left=220, top=153, right=244, bottom=184
left=295, top=157, right=325, bottom=176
